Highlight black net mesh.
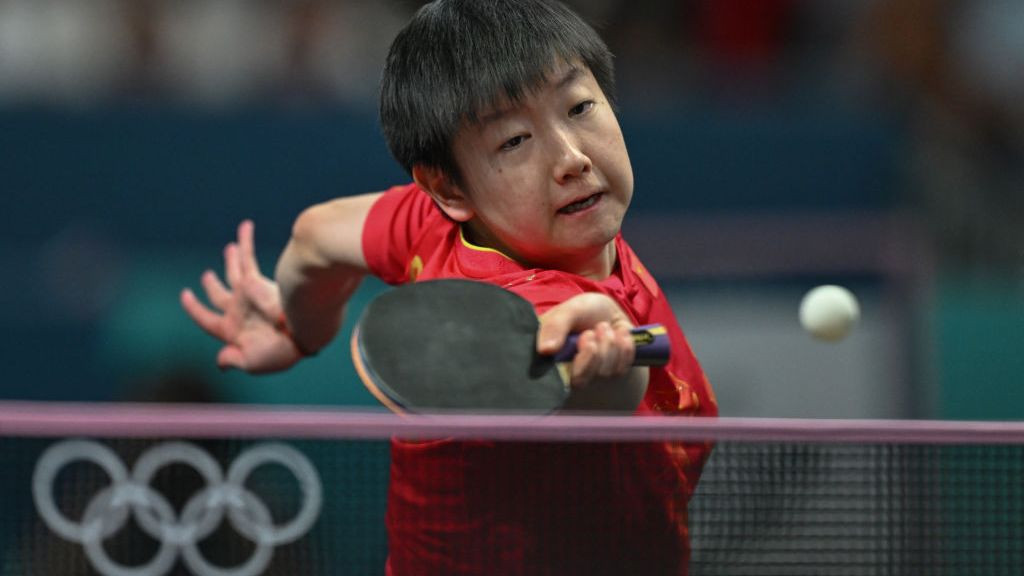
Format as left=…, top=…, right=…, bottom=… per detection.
left=690, top=442, right=1024, bottom=575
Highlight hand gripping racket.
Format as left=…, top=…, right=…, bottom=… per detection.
left=351, top=279, right=669, bottom=413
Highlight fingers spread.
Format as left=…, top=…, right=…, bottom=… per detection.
left=244, top=277, right=281, bottom=320
left=181, top=288, right=226, bottom=340
left=224, top=243, right=241, bottom=288
left=237, top=219, right=261, bottom=277
left=201, top=270, right=231, bottom=310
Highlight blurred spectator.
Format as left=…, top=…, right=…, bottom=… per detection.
left=845, top=0, right=1024, bottom=278
left=277, top=0, right=410, bottom=106
left=153, top=0, right=290, bottom=106
left=0, top=0, right=414, bottom=108
left=0, top=0, right=136, bottom=105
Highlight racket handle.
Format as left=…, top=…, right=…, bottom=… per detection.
left=553, top=323, right=669, bottom=366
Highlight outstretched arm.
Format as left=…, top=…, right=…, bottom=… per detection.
left=275, top=192, right=382, bottom=356
left=181, top=192, right=382, bottom=373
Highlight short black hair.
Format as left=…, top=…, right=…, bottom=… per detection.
left=379, top=0, right=616, bottom=182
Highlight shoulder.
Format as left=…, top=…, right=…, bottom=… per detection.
left=362, top=183, right=455, bottom=284
left=366, top=182, right=438, bottom=222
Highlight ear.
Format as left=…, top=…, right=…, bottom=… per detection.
left=412, top=164, right=474, bottom=222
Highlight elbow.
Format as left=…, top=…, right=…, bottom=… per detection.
left=284, top=195, right=373, bottom=275
left=290, top=203, right=329, bottom=253
left=278, top=204, right=333, bottom=280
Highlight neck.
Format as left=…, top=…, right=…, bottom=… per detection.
left=461, top=225, right=618, bottom=280
left=558, top=241, right=618, bottom=279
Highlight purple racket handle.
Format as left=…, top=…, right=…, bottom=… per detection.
left=552, top=323, right=670, bottom=366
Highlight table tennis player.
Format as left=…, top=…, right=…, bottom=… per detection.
left=182, top=1, right=717, bottom=573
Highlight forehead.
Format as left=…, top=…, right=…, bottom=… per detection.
left=472, top=60, right=590, bottom=125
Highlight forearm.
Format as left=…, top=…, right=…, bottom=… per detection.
left=276, top=242, right=363, bottom=356
left=275, top=193, right=381, bottom=355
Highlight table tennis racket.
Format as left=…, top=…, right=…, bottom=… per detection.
left=350, top=279, right=669, bottom=414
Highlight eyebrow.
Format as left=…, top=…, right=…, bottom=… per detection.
left=478, top=106, right=512, bottom=127
left=553, top=64, right=583, bottom=91
left=477, top=64, right=585, bottom=127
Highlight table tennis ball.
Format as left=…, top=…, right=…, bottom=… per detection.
left=799, top=285, right=860, bottom=342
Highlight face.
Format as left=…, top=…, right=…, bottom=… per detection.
left=441, top=60, right=634, bottom=277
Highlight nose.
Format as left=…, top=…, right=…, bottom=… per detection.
left=551, top=129, right=591, bottom=184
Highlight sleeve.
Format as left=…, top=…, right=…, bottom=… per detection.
left=361, top=183, right=439, bottom=285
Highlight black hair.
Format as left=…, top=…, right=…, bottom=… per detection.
left=379, top=0, right=615, bottom=183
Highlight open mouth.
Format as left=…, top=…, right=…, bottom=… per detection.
left=557, top=193, right=602, bottom=215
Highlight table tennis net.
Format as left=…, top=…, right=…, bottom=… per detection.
left=2, top=402, right=1023, bottom=575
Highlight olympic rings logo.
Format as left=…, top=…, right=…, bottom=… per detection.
left=32, top=440, right=322, bottom=576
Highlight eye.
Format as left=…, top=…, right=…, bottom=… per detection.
left=500, top=134, right=529, bottom=151
left=570, top=100, right=595, bottom=117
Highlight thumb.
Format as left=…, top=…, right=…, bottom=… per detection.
left=217, top=346, right=245, bottom=371
left=537, top=310, right=573, bottom=355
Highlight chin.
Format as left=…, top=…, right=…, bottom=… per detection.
left=564, top=228, right=619, bottom=257
left=593, top=211, right=625, bottom=241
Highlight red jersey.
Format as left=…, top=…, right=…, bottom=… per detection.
left=362, top=183, right=717, bottom=576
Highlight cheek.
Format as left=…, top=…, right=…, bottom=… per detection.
left=614, top=135, right=634, bottom=185
left=610, top=133, right=626, bottom=180
left=602, top=136, right=632, bottom=185
left=477, top=178, right=538, bottom=226
left=599, top=124, right=627, bottom=159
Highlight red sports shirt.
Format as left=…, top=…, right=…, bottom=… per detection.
left=362, top=183, right=717, bottom=576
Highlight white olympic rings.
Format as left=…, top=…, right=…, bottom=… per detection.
left=32, top=440, right=322, bottom=576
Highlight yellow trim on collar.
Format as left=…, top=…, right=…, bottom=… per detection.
left=458, top=227, right=515, bottom=261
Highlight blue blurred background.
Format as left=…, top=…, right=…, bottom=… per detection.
left=2, top=0, right=1023, bottom=420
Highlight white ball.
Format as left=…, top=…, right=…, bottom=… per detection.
left=799, top=285, right=860, bottom=342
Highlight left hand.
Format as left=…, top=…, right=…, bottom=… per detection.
left=181, top=220, right=303, bottom=373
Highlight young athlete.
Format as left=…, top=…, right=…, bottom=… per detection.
left=182, top=1, right=717, bottom=574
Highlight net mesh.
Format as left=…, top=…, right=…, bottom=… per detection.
left=690, top=442, right=1024, bottom=575
left=2, top=403, right=1023, bottom=575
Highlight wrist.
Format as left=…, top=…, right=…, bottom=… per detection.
left=276, top=313, right=319, bottom=357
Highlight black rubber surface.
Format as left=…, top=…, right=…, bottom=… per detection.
left=354, top=279, right=569, bottom=412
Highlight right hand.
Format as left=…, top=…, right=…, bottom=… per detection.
left=536, top=292, right=648, bottom=412
left=536, top=292, right=638, bottom=388
left=181, top=220, right=303, bottom=373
